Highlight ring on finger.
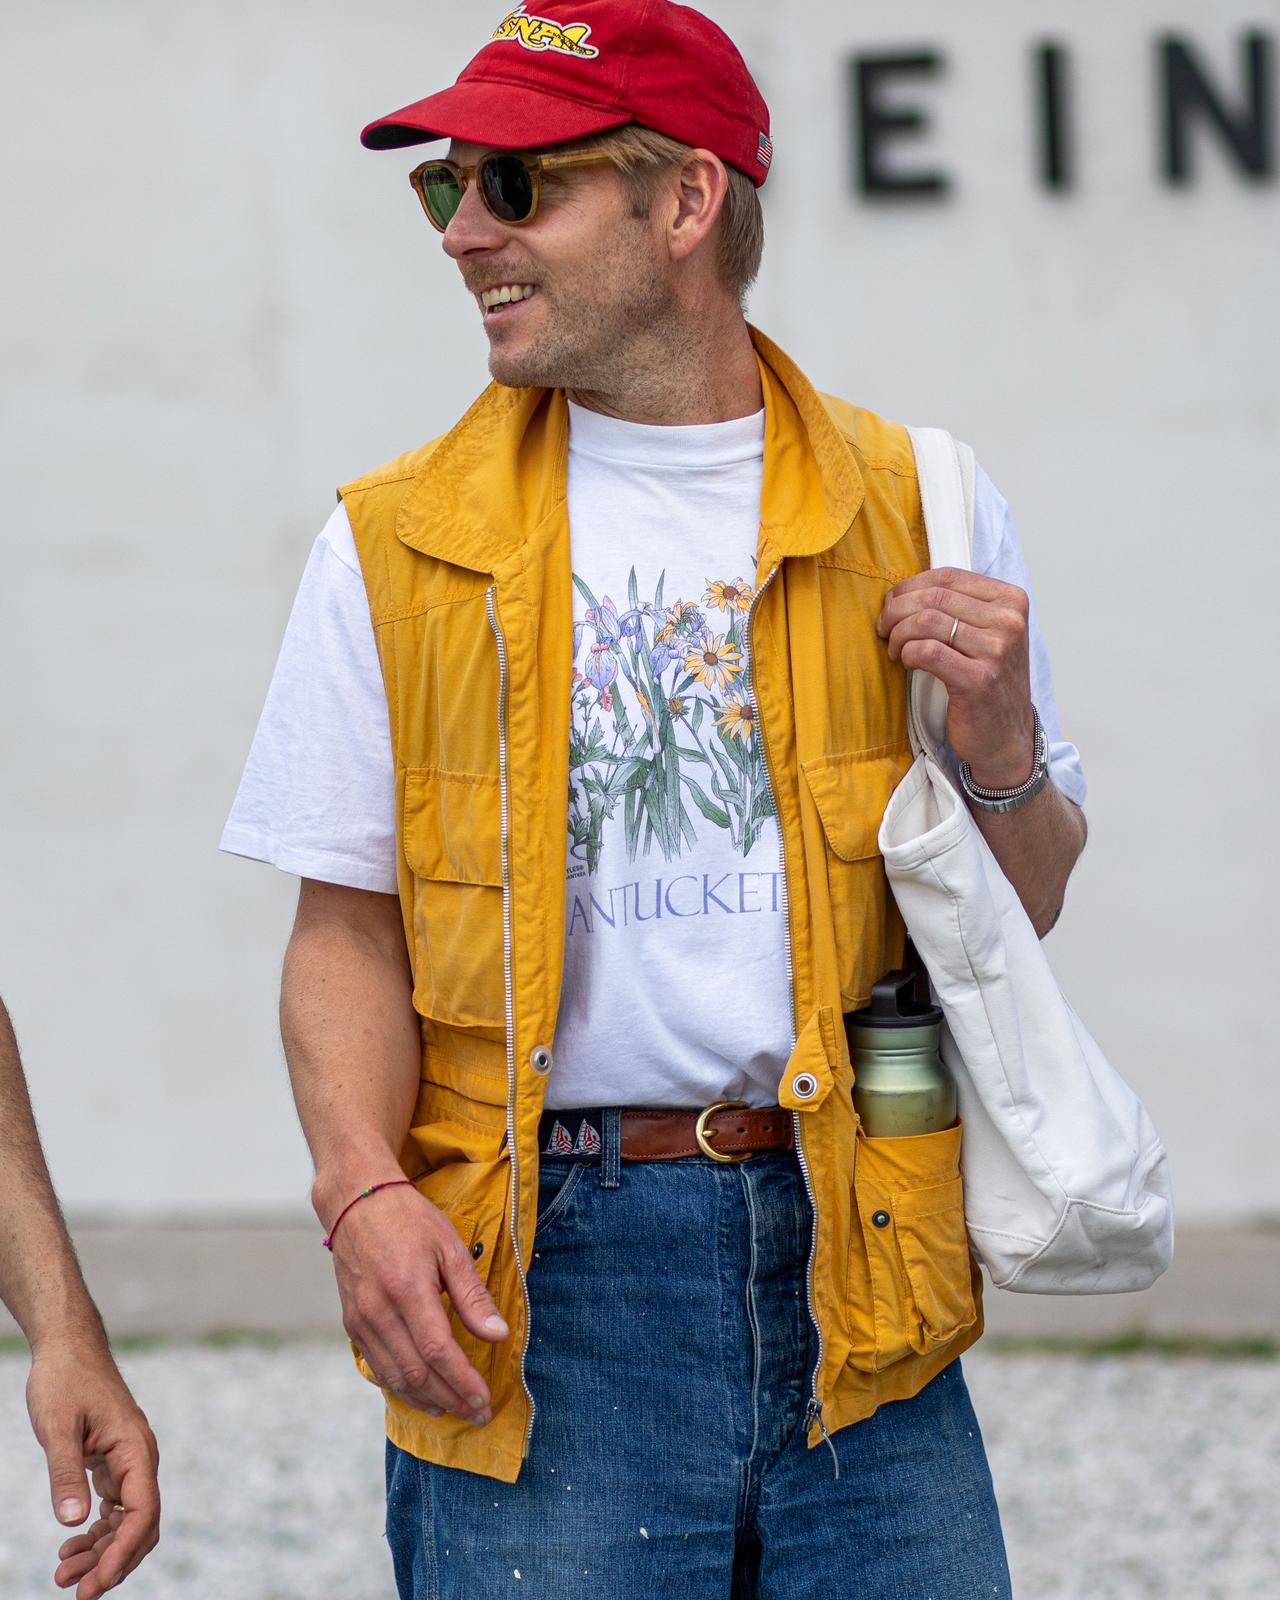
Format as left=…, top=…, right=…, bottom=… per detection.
left=948, top=616, right=960, bottom=647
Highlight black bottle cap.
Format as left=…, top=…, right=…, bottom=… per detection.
left=848, top=970, right=943, bottom=1030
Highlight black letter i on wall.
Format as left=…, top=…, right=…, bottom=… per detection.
left=1035, top=42, right=1074, bottom=191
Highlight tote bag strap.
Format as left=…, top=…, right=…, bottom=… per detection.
left=904, top=427, right=977, bottom=763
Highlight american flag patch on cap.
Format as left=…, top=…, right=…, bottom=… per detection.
left=757, top=131, right=773, bottom=170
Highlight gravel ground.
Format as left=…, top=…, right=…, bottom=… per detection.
left=1, top=1342, right=1276, bottom=1599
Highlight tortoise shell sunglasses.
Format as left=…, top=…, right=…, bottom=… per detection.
left=410, top=149, right=614, bottom=232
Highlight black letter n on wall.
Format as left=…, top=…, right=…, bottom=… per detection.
left=1160, top=33, right=1275, bottom=184
left=851, top=52, right=951, bottom=198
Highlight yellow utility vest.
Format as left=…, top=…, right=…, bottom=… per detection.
left=342, top=328, right=983, bottom=1483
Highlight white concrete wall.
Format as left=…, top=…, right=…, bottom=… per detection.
left=1, top=1, right=1276, bottom=1221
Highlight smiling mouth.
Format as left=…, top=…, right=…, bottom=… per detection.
left=479, top=283, right=539, bottom=320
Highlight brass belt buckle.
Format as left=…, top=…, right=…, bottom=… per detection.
left=695, top=1100, right=753, bottom=1163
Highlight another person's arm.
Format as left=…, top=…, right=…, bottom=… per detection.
left=281, top=880, right=508, bottom=1427
left=0, top=999, right=160, bottom=1599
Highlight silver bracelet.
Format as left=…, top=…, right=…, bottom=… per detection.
left=958, top=707, right=1051, bottom=814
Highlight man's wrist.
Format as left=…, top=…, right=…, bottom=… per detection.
left=311, top=1151, right=410, bottom=1231
left=25, top=1293, right=110, bottom=1358
left=959, top=707, right=1051, bottom=814
left=961, top=707, right=1039, bottom=791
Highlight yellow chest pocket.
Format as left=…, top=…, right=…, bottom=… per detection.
left=801, top=741, right=912, bottom=1009
left=402, top=767, right=505, bottom=1033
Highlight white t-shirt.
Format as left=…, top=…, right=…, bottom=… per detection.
left=555, top=404, right=791, bottom=1108
left=222, top=409, right=1085, bottom=1109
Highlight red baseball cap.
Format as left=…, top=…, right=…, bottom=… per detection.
left=361, top=1, right=773, bottom=186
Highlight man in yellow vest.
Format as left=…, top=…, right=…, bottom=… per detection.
left=223, top=3, right=1087, bottom=1593
left=0, top=998, right=160, bottom=1597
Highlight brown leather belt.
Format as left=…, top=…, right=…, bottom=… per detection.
left=538, top=1103, right=794, bottom=1164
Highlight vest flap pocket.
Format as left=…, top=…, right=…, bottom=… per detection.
left=403, top=768, right=502, bottom=887
left=802, top=742, right=913, bottom=1007
left=802, top=743, right=912, bottom=862
left=847, top=1122, right=976, bottom=1371
left=402, top=768, right=504, bottom=1031
left=894, top=1174, right=977, bottom=1351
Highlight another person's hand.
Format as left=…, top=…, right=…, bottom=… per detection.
left=25, top=1335, right=160, bottom=1598
left=330, top=1182, right=509, bottom=1425
left=877, top=567, right=1036, bottom=786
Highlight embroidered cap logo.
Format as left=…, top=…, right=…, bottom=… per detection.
left=491, top=4, right=601, bottom=59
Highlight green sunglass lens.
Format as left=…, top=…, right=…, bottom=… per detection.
left=480, top=156, right=535, bottom=224
left=420, top=167, right=463, bottom=229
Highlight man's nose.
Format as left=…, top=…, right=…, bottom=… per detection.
left=441, top=183, right=509, bottom=260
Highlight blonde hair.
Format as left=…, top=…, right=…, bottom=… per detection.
left=557, top=124, right=764, bottom=305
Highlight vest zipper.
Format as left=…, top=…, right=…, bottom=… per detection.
left=745, top=565, right=832, bottom=1468
left=485, top=586, right=536, bottom=1459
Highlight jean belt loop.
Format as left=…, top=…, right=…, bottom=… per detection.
left=600, top=1108, right=622, bottom=1190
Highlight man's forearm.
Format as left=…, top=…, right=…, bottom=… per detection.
left=282, top=882, right=507, bottom=1426
left=280, top=882, right=423, bottom=1227
left=972, top=784, right=1087, bottom=938
left=0, top=1002, right=104, bottom=1349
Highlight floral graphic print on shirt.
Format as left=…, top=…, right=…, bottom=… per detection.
left=568, top=567, right=774, bottom=873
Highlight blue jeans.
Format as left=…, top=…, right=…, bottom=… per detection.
left=386, top=1138, right=1010, bottom=1599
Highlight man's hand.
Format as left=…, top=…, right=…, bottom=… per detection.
left=877, top=567, right=1035, bottom=787
left=25, top=1336, right=160, bottom=1599
left=877, top=565, right=1087, bottom=935
left=328, top=1181, right=509, bottom=1425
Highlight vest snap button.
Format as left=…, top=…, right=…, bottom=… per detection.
left=872, top=1210, right=891, bottom=1229
left=471, top=1241, right=485, bottom=1260
left=791, top=1072, right=818, bottom=1101
left=530, top=1046, right=553, bottom=1074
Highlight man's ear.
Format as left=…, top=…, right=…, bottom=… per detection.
left=665, top=149, right=729, bottom=265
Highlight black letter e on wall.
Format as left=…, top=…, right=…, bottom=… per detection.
left=851, top=51, right=951, bottom=198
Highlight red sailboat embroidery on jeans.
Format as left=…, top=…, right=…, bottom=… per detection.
left=545, top=1121, right=576, bottom=1155
left=573, top=1121, right=602, bottom=1155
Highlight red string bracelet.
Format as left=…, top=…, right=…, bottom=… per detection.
left=322, top=1180, right=415, bottom=1250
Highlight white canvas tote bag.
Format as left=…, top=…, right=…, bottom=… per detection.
left=878, top=428, right=1174, bottom=1293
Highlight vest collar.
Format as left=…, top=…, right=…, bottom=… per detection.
left=751, top=326, right=865, bottom=566
left=396, top=380, right=570, bottom=573
left=396, top=326, right=864, bottom=573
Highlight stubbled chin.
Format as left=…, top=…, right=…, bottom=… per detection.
left=487, top=350, right=531, bottom=387
left=485, top=317, right=589, bottom=391
left=486, top=339, right=547, bottom=389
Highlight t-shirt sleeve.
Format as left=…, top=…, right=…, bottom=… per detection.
left=219, top=501, right=399, bottom=892
left=969, top=465, right=1087, bottom=808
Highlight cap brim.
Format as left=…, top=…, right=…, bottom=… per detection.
left=361, top=79, right=632, bottom=152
